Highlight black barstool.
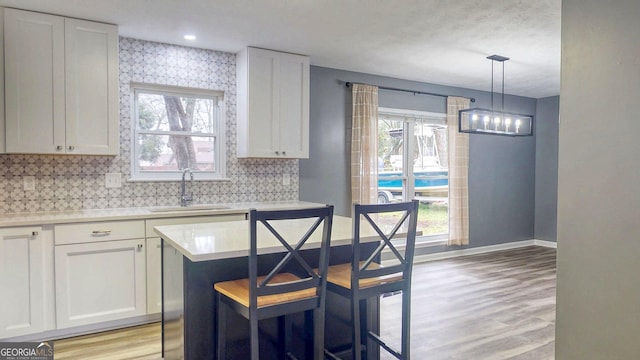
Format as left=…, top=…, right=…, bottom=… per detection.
left=214, top=206, right=334, bottom=359
left=326, top=200, right=418, bottom=360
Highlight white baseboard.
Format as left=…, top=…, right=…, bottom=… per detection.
left=532, top=239, right=557, bottom=248
left=413, top=239, right=556, bottom=264
left=3, top=313, right=161, bottom=342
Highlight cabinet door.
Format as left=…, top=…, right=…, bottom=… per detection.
left=4, top=9, right=65, bottom=154
left=55, top=239, right=146, bottom=328
left=0, top=227, right=45, bottom=338
left=237, top=47, right=309, bottom=158
left=0, top=8, right=6, bottom=153
left=278, top=53, right=309, bottom=158
left=244, top=47, right=279, bottom=157
left=65, top=18, right=119, bottom=155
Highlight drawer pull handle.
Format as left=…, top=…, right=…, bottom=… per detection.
left=6, top=233, right=37, bottom=240
left=137, top=244, right=144, bottom=250
left=91, top=230, right=112, bottom=236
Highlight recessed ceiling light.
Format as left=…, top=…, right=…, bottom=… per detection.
left=184, top=34, right=196, bottom=41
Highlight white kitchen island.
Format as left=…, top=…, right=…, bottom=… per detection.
left=155, top=212, right=382, bottom=360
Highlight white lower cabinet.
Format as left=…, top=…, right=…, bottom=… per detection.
left=54, top=221, right=146, bottom=329
left=0, top=226, right=54, bottom=339
left=0, top=213, right=246, bottom=338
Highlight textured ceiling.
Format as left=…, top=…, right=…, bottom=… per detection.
left=0, top=0, right=561, bottom=98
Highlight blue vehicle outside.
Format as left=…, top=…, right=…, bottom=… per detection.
left=377, top=170, right=448, bottom=203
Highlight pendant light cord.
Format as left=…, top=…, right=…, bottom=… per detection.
left=489, top=56, right=507, bottom=112
left=490, top=60, right=494, bottom=111
left=501, top=60, right=505, bottom=111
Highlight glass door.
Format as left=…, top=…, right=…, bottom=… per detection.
left=377, top=108, right=448, bottom=239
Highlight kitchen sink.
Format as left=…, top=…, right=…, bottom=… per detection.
left=148, top=204, right=232, bottom=212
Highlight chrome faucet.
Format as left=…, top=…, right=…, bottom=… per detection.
left=180, top=168, right=194, bottom=207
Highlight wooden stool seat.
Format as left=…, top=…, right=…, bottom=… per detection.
left=326, top=262, right=403, bottom=290
left=215, top=273, right=318, bottom=308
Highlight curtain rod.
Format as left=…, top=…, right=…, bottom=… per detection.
left=344, top=81, right=476, bottom=103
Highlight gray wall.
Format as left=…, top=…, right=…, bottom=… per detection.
left=556, top=0, right=640, bottom=358
left=534, top=96, right=559, bottom=241
left=301, top=66, right=537, bottom=249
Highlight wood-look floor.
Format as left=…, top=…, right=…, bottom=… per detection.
left=53, top=246, right=556, bottom=359
left=380, top=246, right=556, bottom=360
left=53, top=322, right=161, bottom=360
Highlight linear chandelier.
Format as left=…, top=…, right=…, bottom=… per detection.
left=459, top=55, right=533, bottom=136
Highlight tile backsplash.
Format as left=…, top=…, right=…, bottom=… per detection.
left=0, top=37, right=298, bottom=214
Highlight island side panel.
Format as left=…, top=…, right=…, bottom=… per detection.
left=162, top=240, right=185, bottom=359
left=184, top=255, right=249, bottom=359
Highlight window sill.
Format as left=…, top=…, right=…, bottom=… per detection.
left=416, top=234, right=448, bottom=247
left=381, top=236, right=448, bottom=264
left=384, top=234, right=448, bottom=253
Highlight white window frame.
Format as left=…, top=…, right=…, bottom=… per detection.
left=130, top=83, right=227, bottom=181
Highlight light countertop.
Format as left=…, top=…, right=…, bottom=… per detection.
left=0, top=201, right=324, bottom=227
left=155, top=214, right=378, bottom=262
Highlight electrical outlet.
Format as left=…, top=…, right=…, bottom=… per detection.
left=282, top=173, right=291, bottom=186
left=105, top=173, right=122, bottom=188
left=23, top=176, right=35, bottom=191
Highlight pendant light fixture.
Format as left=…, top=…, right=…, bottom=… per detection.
left=459, top=55, right=533, bottom=136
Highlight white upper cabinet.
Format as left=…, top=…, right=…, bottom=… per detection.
left=4, top=9, right=64, bottom=155
left=4, top=8, right=119, bottom=155
left=237, top=47, right=309, bottom=158
left=64, top=18, right=119, bottom=155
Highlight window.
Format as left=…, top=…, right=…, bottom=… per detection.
left=131, top=84, right=226, bottom=181
left=377, top=107, right=448, bottom=239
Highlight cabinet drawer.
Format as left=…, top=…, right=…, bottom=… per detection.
left=55, top=220, right=145, bottom=245
left=145, top=214, right=245, bottom=236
